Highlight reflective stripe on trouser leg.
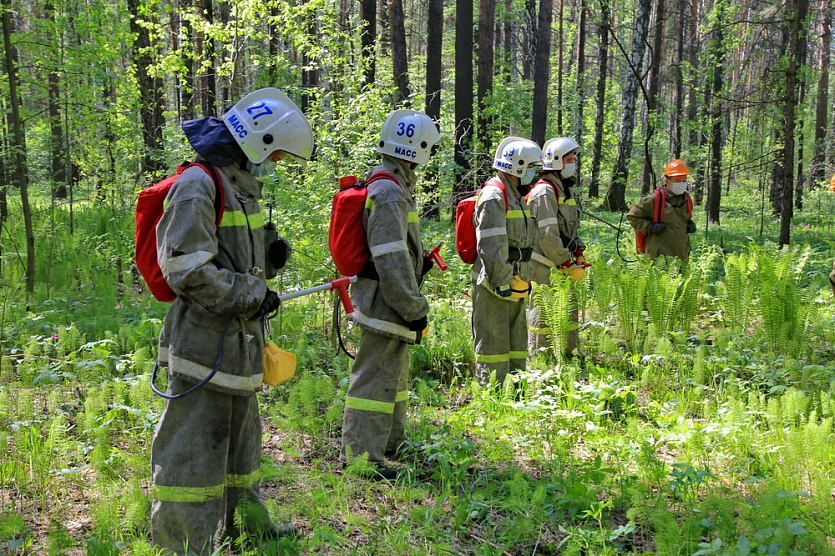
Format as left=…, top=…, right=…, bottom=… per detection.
left=472, top=282, right=527, bottom=386
left=151, top=376, right=266, bottom=555
left=341, top=329, right=409, bottom=464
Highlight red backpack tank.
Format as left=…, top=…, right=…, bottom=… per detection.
left=454, top=178, right=508, bottom=264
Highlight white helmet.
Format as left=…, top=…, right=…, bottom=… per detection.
left=377, top=109, right=441, bottom=166
left=222, top=88, right=314, bottom=164
left=492, top=137, right=543, bottom=177
left=542, top=137, right=581, bottom=170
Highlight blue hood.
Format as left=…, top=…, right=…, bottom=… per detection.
left=182, top=117, right=245, bottom=167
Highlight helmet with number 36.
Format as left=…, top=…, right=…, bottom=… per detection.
left=222, top=87, right=314, bottom=164
left=377, top=110, right=441, bottom=166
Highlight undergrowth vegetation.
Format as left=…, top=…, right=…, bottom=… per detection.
left=2, top=178, right=835, bottom=555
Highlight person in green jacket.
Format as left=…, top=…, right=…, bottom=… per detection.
left=627, top=159, right=696, bottom=261
left=151, top=88, right=312, bottom=555
left=471, top=137, right=541, bottom=387
left=341, top=109, right=441, bottom=481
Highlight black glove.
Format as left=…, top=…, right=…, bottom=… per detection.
left=408, top=315, right=428, bottom=331
left=495, top=284, right=512, bottom=297
left=268, top=238, right=292, bottom=270
left=686, top=219, right=697, bottom=234
left=253, top=290, right=281, bottom=319
left=649, top=222, right=666, bottom=235
left=421, top=254, right=434, bottom=277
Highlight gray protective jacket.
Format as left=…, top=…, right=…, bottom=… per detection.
left=528, top=174, right=584, bottom=284
left=348, top=157, right=429, bottom=343
left=156, top=161, right=271, bottom=396
left=471, top=174, right=537, bottom=291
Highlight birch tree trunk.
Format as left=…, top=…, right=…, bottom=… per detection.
left=603, top=0, right=652, bottom=211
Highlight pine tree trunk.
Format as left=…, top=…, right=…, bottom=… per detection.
left=531, top=0, right=553, bottom=146
left=706, top=0, right=726, bottom=225
left=360, top=0, right=377, bottom=87
left=389, top=0, right=410, bottom=104
left=453, top=0, right=474, bottom=198
left=2, top=0, right=35, bottom=295
left=640, top=0, right=666, bottom=195
left=477, top=0, right=496, bottom=148
left=589, top=0, right=609, bottom=199
left=811, top=0, right=830, bottom=186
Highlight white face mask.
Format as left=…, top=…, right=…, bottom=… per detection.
left=561, top=163, right=577, bottom=179
left=521, top=168, right=537, bottom=186
left=247, top=159, right=277, bottom=178
left=670, top=181, right=687, bottom=195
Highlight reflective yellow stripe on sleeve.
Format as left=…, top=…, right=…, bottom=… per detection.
left=219, top=211, right=265, bottom=229
left=345, top=396, right=395, bottom=414
left=395, top=390, right=409, bottom=403
left=408, top=211, right=419, bottom=223
left=506, top=209, right=531, bottom=219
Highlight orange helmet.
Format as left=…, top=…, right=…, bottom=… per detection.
left=664, top=159, right=690, bottom=178
left=829, top=173, right=835, bottom=192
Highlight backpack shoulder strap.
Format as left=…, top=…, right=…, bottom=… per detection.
left=190, top=161, right=225, bottom=228
left=484, top=177, right=509, bottom=211
left=652, top=189, right=666, bottom=223
left=365, top=171, right=400, bottom=188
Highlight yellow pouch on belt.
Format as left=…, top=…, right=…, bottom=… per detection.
left=510, top=275, right=531, bottom=299
left=263, top=341, right=296, bottom=386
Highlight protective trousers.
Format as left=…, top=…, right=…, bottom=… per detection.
left=151, top=376, right=270, bottom=555
left=341, top=328, right=409, bottom=464
left=472, top=281, right=527, bottom=386
left=528, top=283, right=578, bottom=356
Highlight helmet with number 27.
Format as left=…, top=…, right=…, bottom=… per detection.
left=378, top=110, right=441, bottom=166
left=222, top=87, right=314, bottom=164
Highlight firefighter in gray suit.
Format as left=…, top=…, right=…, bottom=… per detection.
left=151, top=88, right=312, bottom=555
left=472, top=137, right=541, bottom=387
left=341, top=110, right=441, bottom=481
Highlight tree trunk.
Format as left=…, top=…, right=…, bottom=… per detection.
left=589, top=0, right=610, bottom=199
left=524, top=0, right=537, bottom=81
left=671, top=0, right=685, bottom=157
left=45, top=1, right=67, bottom=200
left=2, top=0, right=35, bottom=295
left=603, top=0, right=652, bottom=211
left=778, top=0, right=810, bottom=247
left=127, top=0, right=166, bottom=176
left=706, top=0, right=726, bottom=225
left=477, top=0, right=496, bottom=148
left=454, top=0, right=475, bottom=198
left=196, top=0, right=216, bottom=116
left=425, top=0, right=443, bottom=122
left=575, top=0, right=586, bottom=184
left=360, top=0, right=376, bottom=87
left=810, top=0, right=830, bottom=187
left=640, top=0, right=666, bottom=195
left=531, top=0, right=553, bottom=146
left=389, top=0, right=409, bottom=104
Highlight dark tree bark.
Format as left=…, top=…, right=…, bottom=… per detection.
left=360, top=0, right=376, bottom=87
left=576, top=0, right=586, bottom=145
left=127, top=0, right=166, bottom=175
left=182, top=0, right=196, bottom=120
left=778, top=0, right=810, bottom=247
left=454, top=0, right=475, bottom=198
left=477, top=0, right=496, bottom=148
left=2, top=0, right=35, bottom=294
left=45, top=1, right=67, bottom=199
left=589, top=0, right=610, bottom=199
left=195, top=0, right=216, bottom=116
left=301, top=17, right=320, bottom=113
left=425, top=0, right=443, bottom=122
left=524, top=0, right=537, bottom=80
left=671, top=0, right=685, bottom=157
left=556, top=0, right=564, bottom=134
left=706, top=0, right=726, bottom=225
left=603, top=0, right=652, bottom=211
left=640, top=0, right=666, bottom=195
left=811, top=0, right=831, bottom=187
left=389, top=0, right=409, bottom=104
left=531, top=0, right=553, bottom=146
